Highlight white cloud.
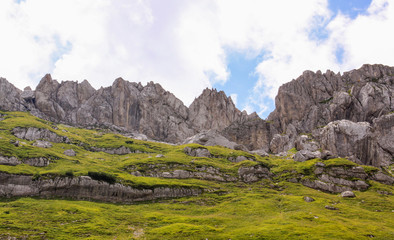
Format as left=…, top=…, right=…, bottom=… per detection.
left=327, top=0, right=394, bottom=70
left=0, top=0, right=393, bottom=114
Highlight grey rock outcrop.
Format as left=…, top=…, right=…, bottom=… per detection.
left=182, top=129, right=241, bottom=149
left=32, top=140, right=52, bottom=148
left=12, top=127, right=70, bottom=143
left=238, top=165, right=272, bottom=183
left=183, top=147, right=211, bottom=157
left=90, top=146, right=133, bottom=155
left=24, top=157, right=50, bottom=167
left=294, top=150, right=321, bottom=162
left=0, top=172, right=202, bottom=203
left=0, top=155, right=22, bottom=166
left=128, top=163, right=237, bottom=182
left=301, top=164, right=394, bottom=193
left=313, top=116, right=393, bottom=166
left=0, top=155, right=50, bottom=167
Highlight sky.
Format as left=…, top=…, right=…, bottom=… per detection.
left=1, top=0, right=393, bottom=118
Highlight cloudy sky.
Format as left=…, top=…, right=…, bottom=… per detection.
left=1, top=0, right=393, bottom=118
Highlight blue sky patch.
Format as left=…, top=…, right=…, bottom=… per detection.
left=213, top=51, right=263, bottom=114
left=328, top=0, right=372, bottom=18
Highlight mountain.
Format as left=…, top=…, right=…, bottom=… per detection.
left=0, top=64, right=393, bottom=167
left=0, top=65, right=393, bottom=239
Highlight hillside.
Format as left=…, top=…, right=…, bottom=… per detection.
left=0, top=111, right=393, bottom=239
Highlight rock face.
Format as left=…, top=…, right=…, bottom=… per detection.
left=0, top=78, right=25, bottom=112
left=222, top=114, right=277, bottom=151
left=188, top=88, right=245, bottom=131
left=268, top=64, right=394, bottom=134
left=34, top=75, right=194, bottom=143
left=266, top=64, right=394, bottom=165
left=0, top=172, right=202, bottom=203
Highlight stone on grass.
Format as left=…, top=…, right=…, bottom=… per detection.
left=303, top=196, right=315, bottom=202
left=64, top=149, right=76, bottom=156
left=341, top=190, right=356, bottom=198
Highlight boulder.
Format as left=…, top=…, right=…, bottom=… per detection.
left=325, top=205, right=338, bottom=210
left=182, top=129, right=241, bottom=149
left=269, top=134, right=289, bottom=154
left=183, top=147, right=211, bottom=158
left=341, top=191, right=356, bottom=198
left=250, top=149, right=269, bottom=157
left=303, top=196, right=315, bottom=202
left=64, top=149, right=76, bottom=156
left=32, top=140, right=52, bottom=148
left=294, top=150, right=321, bottom=162
left=295, top=135, right=319, bottom=152
left=24, top=157, right=50, bottom=167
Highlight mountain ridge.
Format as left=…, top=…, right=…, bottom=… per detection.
left=0, top=63, right=393, bottom=167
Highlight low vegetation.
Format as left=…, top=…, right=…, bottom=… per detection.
left=0, top=111, right=393, bottom=239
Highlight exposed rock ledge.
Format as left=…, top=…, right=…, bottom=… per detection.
left=300, top=164, right=394, bottom=193
left=0, top=172, right=202, bottom=203
left=0, top=155, right=50, bottom=167
left=12, top=127, right=70, bottom=143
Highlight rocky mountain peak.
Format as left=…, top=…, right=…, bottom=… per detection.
left=188, top=88, right=243, bottom=131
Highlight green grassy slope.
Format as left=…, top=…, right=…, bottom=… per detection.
left=0, top=111, right=393, bottom=239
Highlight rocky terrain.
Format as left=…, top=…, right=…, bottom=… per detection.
left=1, top=64, right=393, bottom=168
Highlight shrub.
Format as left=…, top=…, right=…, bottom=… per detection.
left=32, top=173, right=41, bottom=181
left=88, top=171, right=116, bottom=184
left=65, top=170, right=74, bottom=177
